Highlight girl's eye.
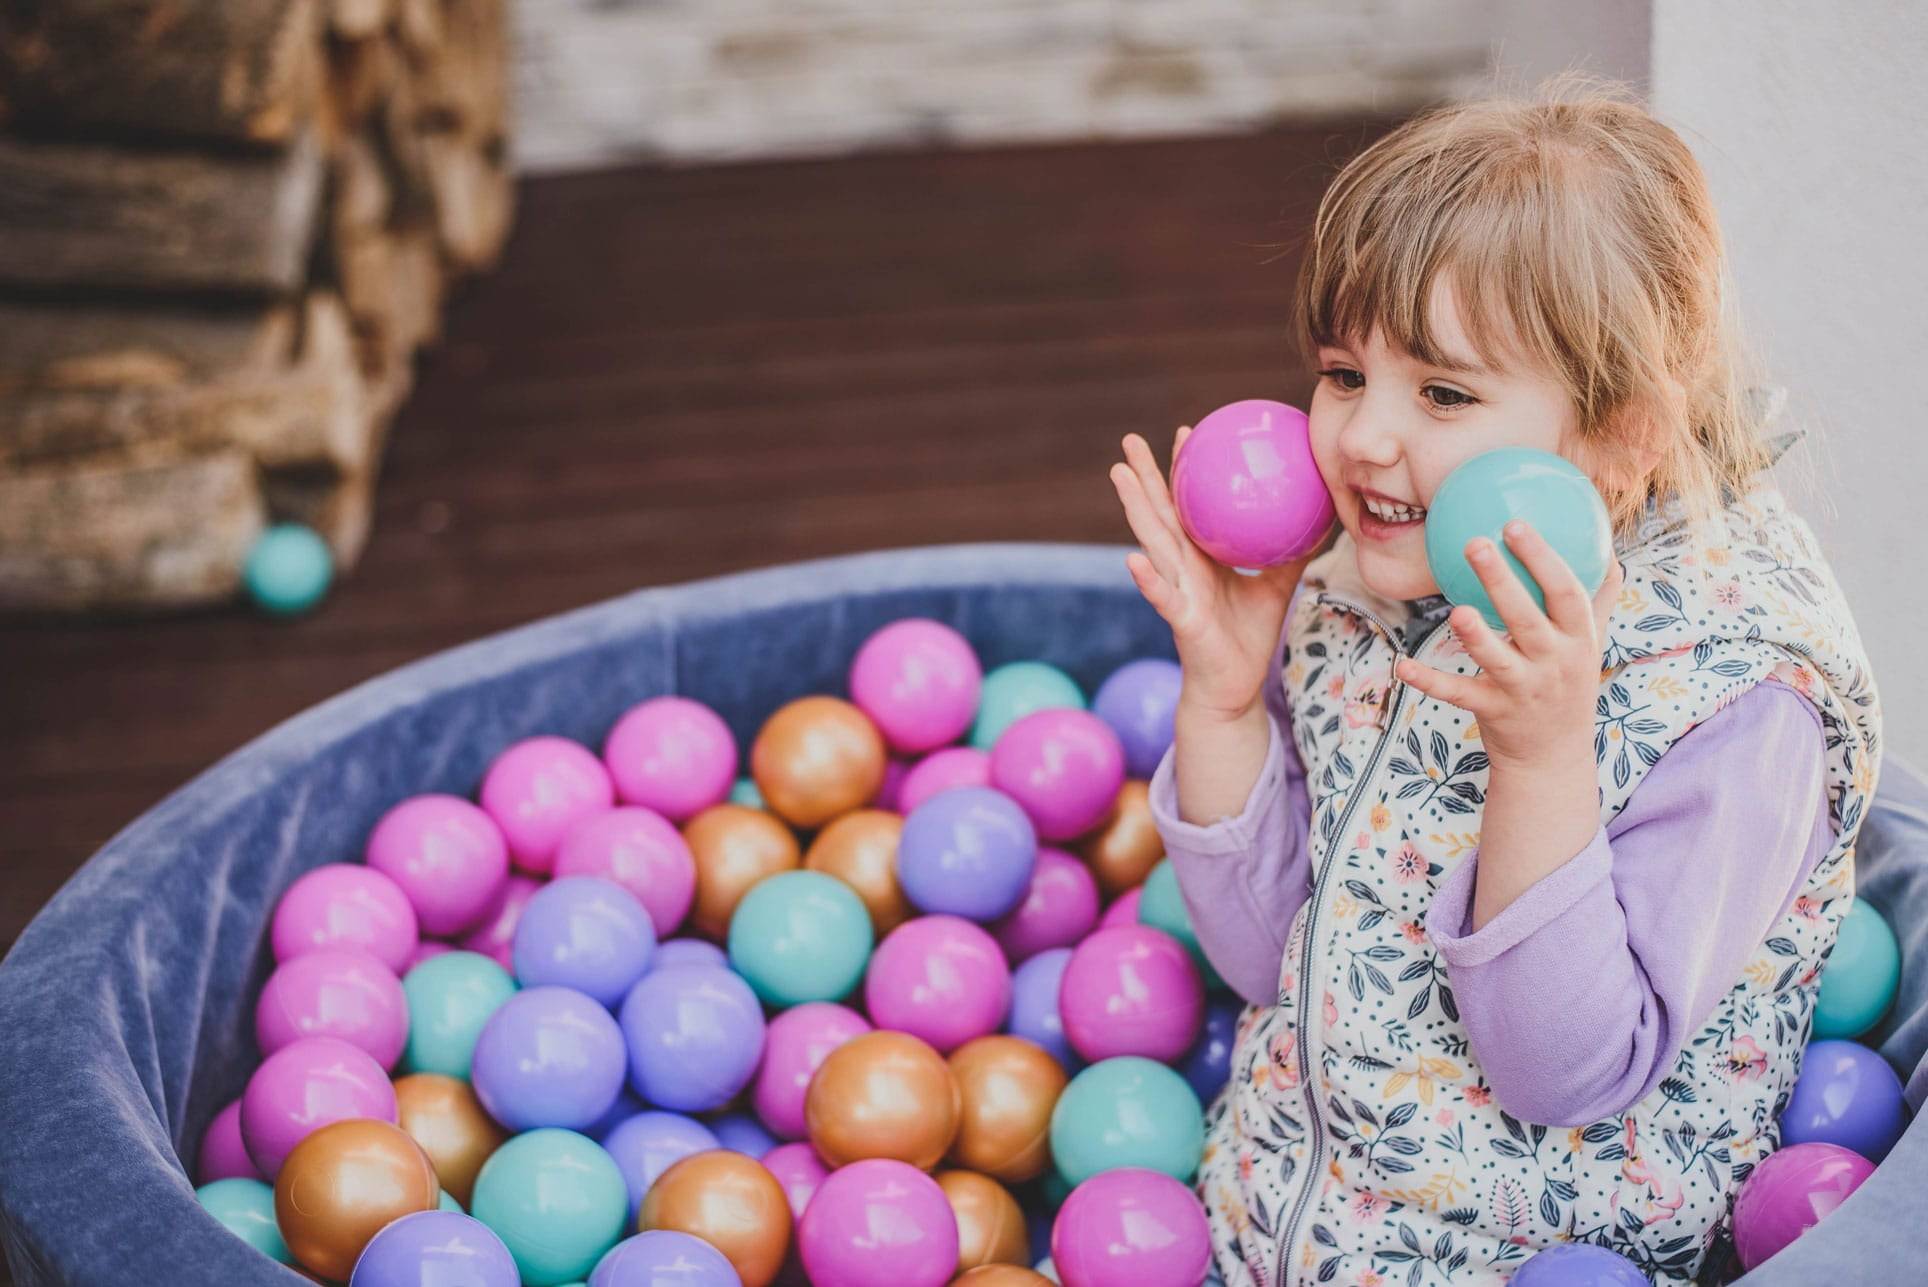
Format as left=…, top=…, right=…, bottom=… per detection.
left=1423, top=384, right=1476, bottom=410
left=1316, top=366, right=1364, bottom=391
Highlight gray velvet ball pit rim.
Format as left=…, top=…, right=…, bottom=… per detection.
left=0, top=541, right=1920, bottom=1286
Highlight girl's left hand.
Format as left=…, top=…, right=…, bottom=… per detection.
left=1393, top=520, right=1624, bottom=772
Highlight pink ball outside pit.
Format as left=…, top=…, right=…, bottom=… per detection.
left=762, top=1141, right=831, bottom=1221
left=1169, top=399, right=1335, bottom=570
left=603, top=695, right=738, bottom=822
left=405, top=940, right=455, bottom=971
left=1060, top=926, right=1203, bottom=1063
left=798, top=1158, right=960, bottom=1287
left=876, top=758, right=911, bottom=812
left=898, top=747, right=992, bottom=816
left=865, top=915, right=1013, bottom=1054
left=553, top=806, right=697, bottom=939
left=1733, top=1141, right=1876, bottom=1271
left=480, top=735, right=615, bottom=874
left=848, top=618, right=984, bottom=754
left=993, top=847, right=1101, bottom=965
left=753, top=1002, right=873, bottom=1140
left=239, top=1035, right=397, bottom=1179
left=990, top=710, right=1125, bottom=842
left=1097, top=888, right=1143, bottom=931
left=1051, top=1168, right=1211, bottom=1287
left=271, top=863, right=419, bottom=974
left=364, top=793, right=511, bottom=937
left=254, top=947, right=409, bottom=1069
left=197, top=1099, right=260, bottom=1184
left=458, top=873, right=543, bottom=971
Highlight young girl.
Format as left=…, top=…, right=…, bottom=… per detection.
left=1110, top=82, right=1881, bottom=1286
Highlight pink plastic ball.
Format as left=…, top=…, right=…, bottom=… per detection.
left=457, top=873, right=543, bottom=971
left=864, top=915, right=1012, bottom=1054
left=554, top=805, right=698, bottom=938
left=404, top=940, right=455, bottom=971
left=254, top=947, right=409, bottom=1069
left=848, top=619, right=984, bottom=754
left=480, top=735, right=614, bottom=874
left=603, top=696, right=737, bottom=822
left=762, top=1141, right=832, bottom=1221
left=197, top=1099, right=260, bottom=1184
left=1060, top=926, right=1203, bottom=1063
left=1734, top=1141, right=1876, bottom=1271
left=239, top=1035, right=396, bottom=1179
left=364, top=793, right=510, bottom=936
left=898, top=747, right=992, bottom=816
left=799, top=1158, right=960, bottom=1287
left=1097, top=889, right=1143, bottom=931
left=992, top=847, right=1100, bottom=964
left=1170, top=399, right=1335, bottom=569
left=754, top=1002, right=873, bottom=1140
left=876, top=758, right=912, bottom=812
left=989, top=710, right=1125, bottom=841
left=1051, top=1168, right=1211, bottom=1287
left=271, top=863, right=419, bottom=973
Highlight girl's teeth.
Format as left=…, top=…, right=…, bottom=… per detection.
left=1363, top=495, right=1424, bottom=523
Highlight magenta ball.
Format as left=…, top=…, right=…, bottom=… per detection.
left=864, top=915, right=1012, bottom=1054
left=753, top=1002, right=873, bottom=1140
left=602, top=696, right=737, bottom=822
left=255, top=947, right=409, bottom=1069
left=1170, top=399, right=1334, bottom=568
left=898, top=747, right=992, bottom=816
left=848, top=618, right=984, bottom=754
left=364, top=793, right=511, bottom=936
left=799, top=1159, right=959, bottom=1287
left=197, top=1099, right=260, bottom=1184
left=876, top=758, right=911, bottom=812
left=480, top=735, right=615, bottom=874
left=990, top=710, right=1125, bottom=841
left=554, top=805, right=697, bottom=939
left=405, top=940, right=455, bottom=971
left=993, top=847, right=1100, bottom=964
left=1060, top=926, right=1203, bottom=1063
left=1097, top=889, right=1143, bottom=931
left=762, top=1142, right=831, bottom=1221
left=458, top=873, right=543, bottom=970
left=271, top=863, right=420, bottom=973
left=1733, top=1141, right=1876, bottom=1271
left=1051, top=1168, right=1211, bottom=1287
left=239, top=1035, right=397, bottom=1179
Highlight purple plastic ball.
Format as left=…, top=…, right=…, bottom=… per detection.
left=255, top=947, right=409, bottom=1069
left=1007, top=947, right=1080, bottom=1072
left=1176, top=995, right=1242, bottom=1105
left=602, top=1111, right=721, bottom=1222
left=197, top=1099, right=260, bottom=1184
left=1060, top=926, right=1203, bottom=1064
left=350, top=1210, right=519, bottom=1287
left=650, top=938, right=731, bottom=973
left=591, top=1230, right=744, bottom=1287
left=876, top=758, right=911, bottom=812
left=753, top=1002, right=872, bottom=1140
left=1780, top=1039, right=1908, bottom=1163
left=481, top=735, right=615, bottom=875
left=365, top=794, right=512, bottom=937
left=798, top=1159, right=959, bottom=1287
left=992, top=846, right=1100, bottom=964
left=1091, top=659, right=1183, bottom=780
left=588, top=1088, right=647, bottom=1142
left=603, top=696, right=738, bottom=823
left=989, top=710, right=1125, bottom=842
left=848, top=618, right=984, bottom=754
left=1733, top=1141, right=1875, bottom=1271
left=272, top=863, right=420, bottom=973
left=470, top=985, right=627, bottom=1132
left=240, top=1035, right=397, bottom=1179
left=1509, top=1243, right=1649, bottom=1286
left=512, top=876, right=657, bottom=1007
left=897, top=787, right=1037, bottom=921
left=458, top=873, right=543, bottom=970
left=1170, top=399, right=1335, bottom=569
left=762, top=1142, right=830, bottom=1221
left=897, top=747, right=993, bottom=816
left=865, top=915, right=1012, bottom=1054
left=709, top=1111, right=780, bottom=1158
left=1097, top=889, right=1142, bottom=931
left=619, top=964, right=767, bottom=1112
left=554, top=806, right=698, bottom=939
left=1051, top=1168, right=1211, bottom=1287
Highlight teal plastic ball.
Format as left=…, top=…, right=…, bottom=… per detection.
left=729, top=776, right=765, bottom=808
left=1814, top=896, right=1901, bottom=1039
left=1422, top=448, right=1613, bottom=632
left=402, top=950, right=518, bottom=1078
left=727, top=869, right=874, bottom=1007
left=195, top=1177, right=291, bottom=1264
left=243, top=522, right=334, bottom=617
left=439, top=1189, right=465, bottom=1213
left=1049, top=1055, right=1204, bottom=1187
left=971, top=661, right=1085, bottom=750
left=1138, top=859, right=1224, bottom=991
left=470, top=1129, right=627, bottom=1286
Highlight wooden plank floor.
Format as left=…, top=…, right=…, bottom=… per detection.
left=0, top=118, right=1391, bottom=957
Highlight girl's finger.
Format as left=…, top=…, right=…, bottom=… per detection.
left=1503, top=521, right=1593, bottom=636
left=1111, top=461, right=1187, bottom=588
left=1466, top=535, right=1559, bottom=658
left=1125, top=550, right=1183, bottom=623
left=1175, top=424, right=1193, bottom=457
left=1123, top=433, right=1186, bottom=539
left=1394, top=656, right=1491, bottom=717
left=1447, top=604, right=1525, bottom=685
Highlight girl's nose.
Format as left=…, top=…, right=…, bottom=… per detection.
left=1336, top=398, right=1403, bottom=469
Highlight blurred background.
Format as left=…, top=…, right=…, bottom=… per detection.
left=0, top=0, right=1922, bottom=956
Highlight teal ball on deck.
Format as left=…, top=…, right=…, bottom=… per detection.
left=244, top=523, right=334, bottom=617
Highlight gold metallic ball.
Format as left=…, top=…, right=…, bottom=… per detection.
left=805, top=809, right=910, bottom=937
left=752, top=696, right=887, bottom=829
left=806, top=1030, right=960, bottom=1170
left=683, top=803, right=802, bottom=939
left=273, top=1118, right=439, bottom=1282
left=937, top=1169, right=1029, bottom=1271
left=946, top=1035, right=1066, bottom=1183
left=1077, top=779, right=1163, bottom=897
left=393, top=1073, right=505, bottom=1208
left=641, top=1149, right=792, bottom=1287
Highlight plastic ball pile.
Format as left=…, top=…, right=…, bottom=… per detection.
left=194, top=618, right=1233, bottom=1286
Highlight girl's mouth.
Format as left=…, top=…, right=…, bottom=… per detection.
left=1356, top=490, right=1426, bottom=541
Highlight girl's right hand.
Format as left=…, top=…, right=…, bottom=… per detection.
left=1110, top=428, right=1319, bottom=722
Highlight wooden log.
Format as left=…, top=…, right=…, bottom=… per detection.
left=412, top=0, right=508, bottom=142
left=336, top=226, right=444, bottom=375
left=0, top=299, right=296, bottom=395
left=322, top=29, right=397, bottom=144
left=0, top=0, right=321, bottom=147
left=331, top=0, right=392, bottom=41
left=421, top=133, right=513, bottom=271
left=0, top=132, right=325, bottom=294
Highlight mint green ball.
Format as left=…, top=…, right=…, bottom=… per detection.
left=195, top=1178, right=291, bottom=1264
left=243, top=523, right=333, bottom=617
left=1035, top=1258, right=1060, bottom=1283
left=971, top=661, right=1085, bottom=750
left=1139, top=858, right=1225, bottom=991
left=402, top=950, right=518, bottom=1078
left=727, top=870, right=873, bottom=1007
left=471, top=1129, right=627, bottom=1286
left=729, top=776, right=764, bottom=808
left=1814, top=896, right=1901, bottom=1039
left=439, top=1189, right=464, bottom=1213
left=1050, top=1055, right=1204, bottom=1187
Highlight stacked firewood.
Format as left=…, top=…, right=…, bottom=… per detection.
left=0, top=0, right=512, bottom=612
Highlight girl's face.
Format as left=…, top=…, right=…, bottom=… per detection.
left=1309, top=279, right=1583, bottom=602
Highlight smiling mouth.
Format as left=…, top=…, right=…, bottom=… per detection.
left=1358, top=492, right=1426, bottom=525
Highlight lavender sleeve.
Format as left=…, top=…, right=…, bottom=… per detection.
left=1425, top=678, right=1834, bottom=1126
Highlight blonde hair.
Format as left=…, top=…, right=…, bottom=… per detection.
left=1292, top=73, right=1771, bottom=535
